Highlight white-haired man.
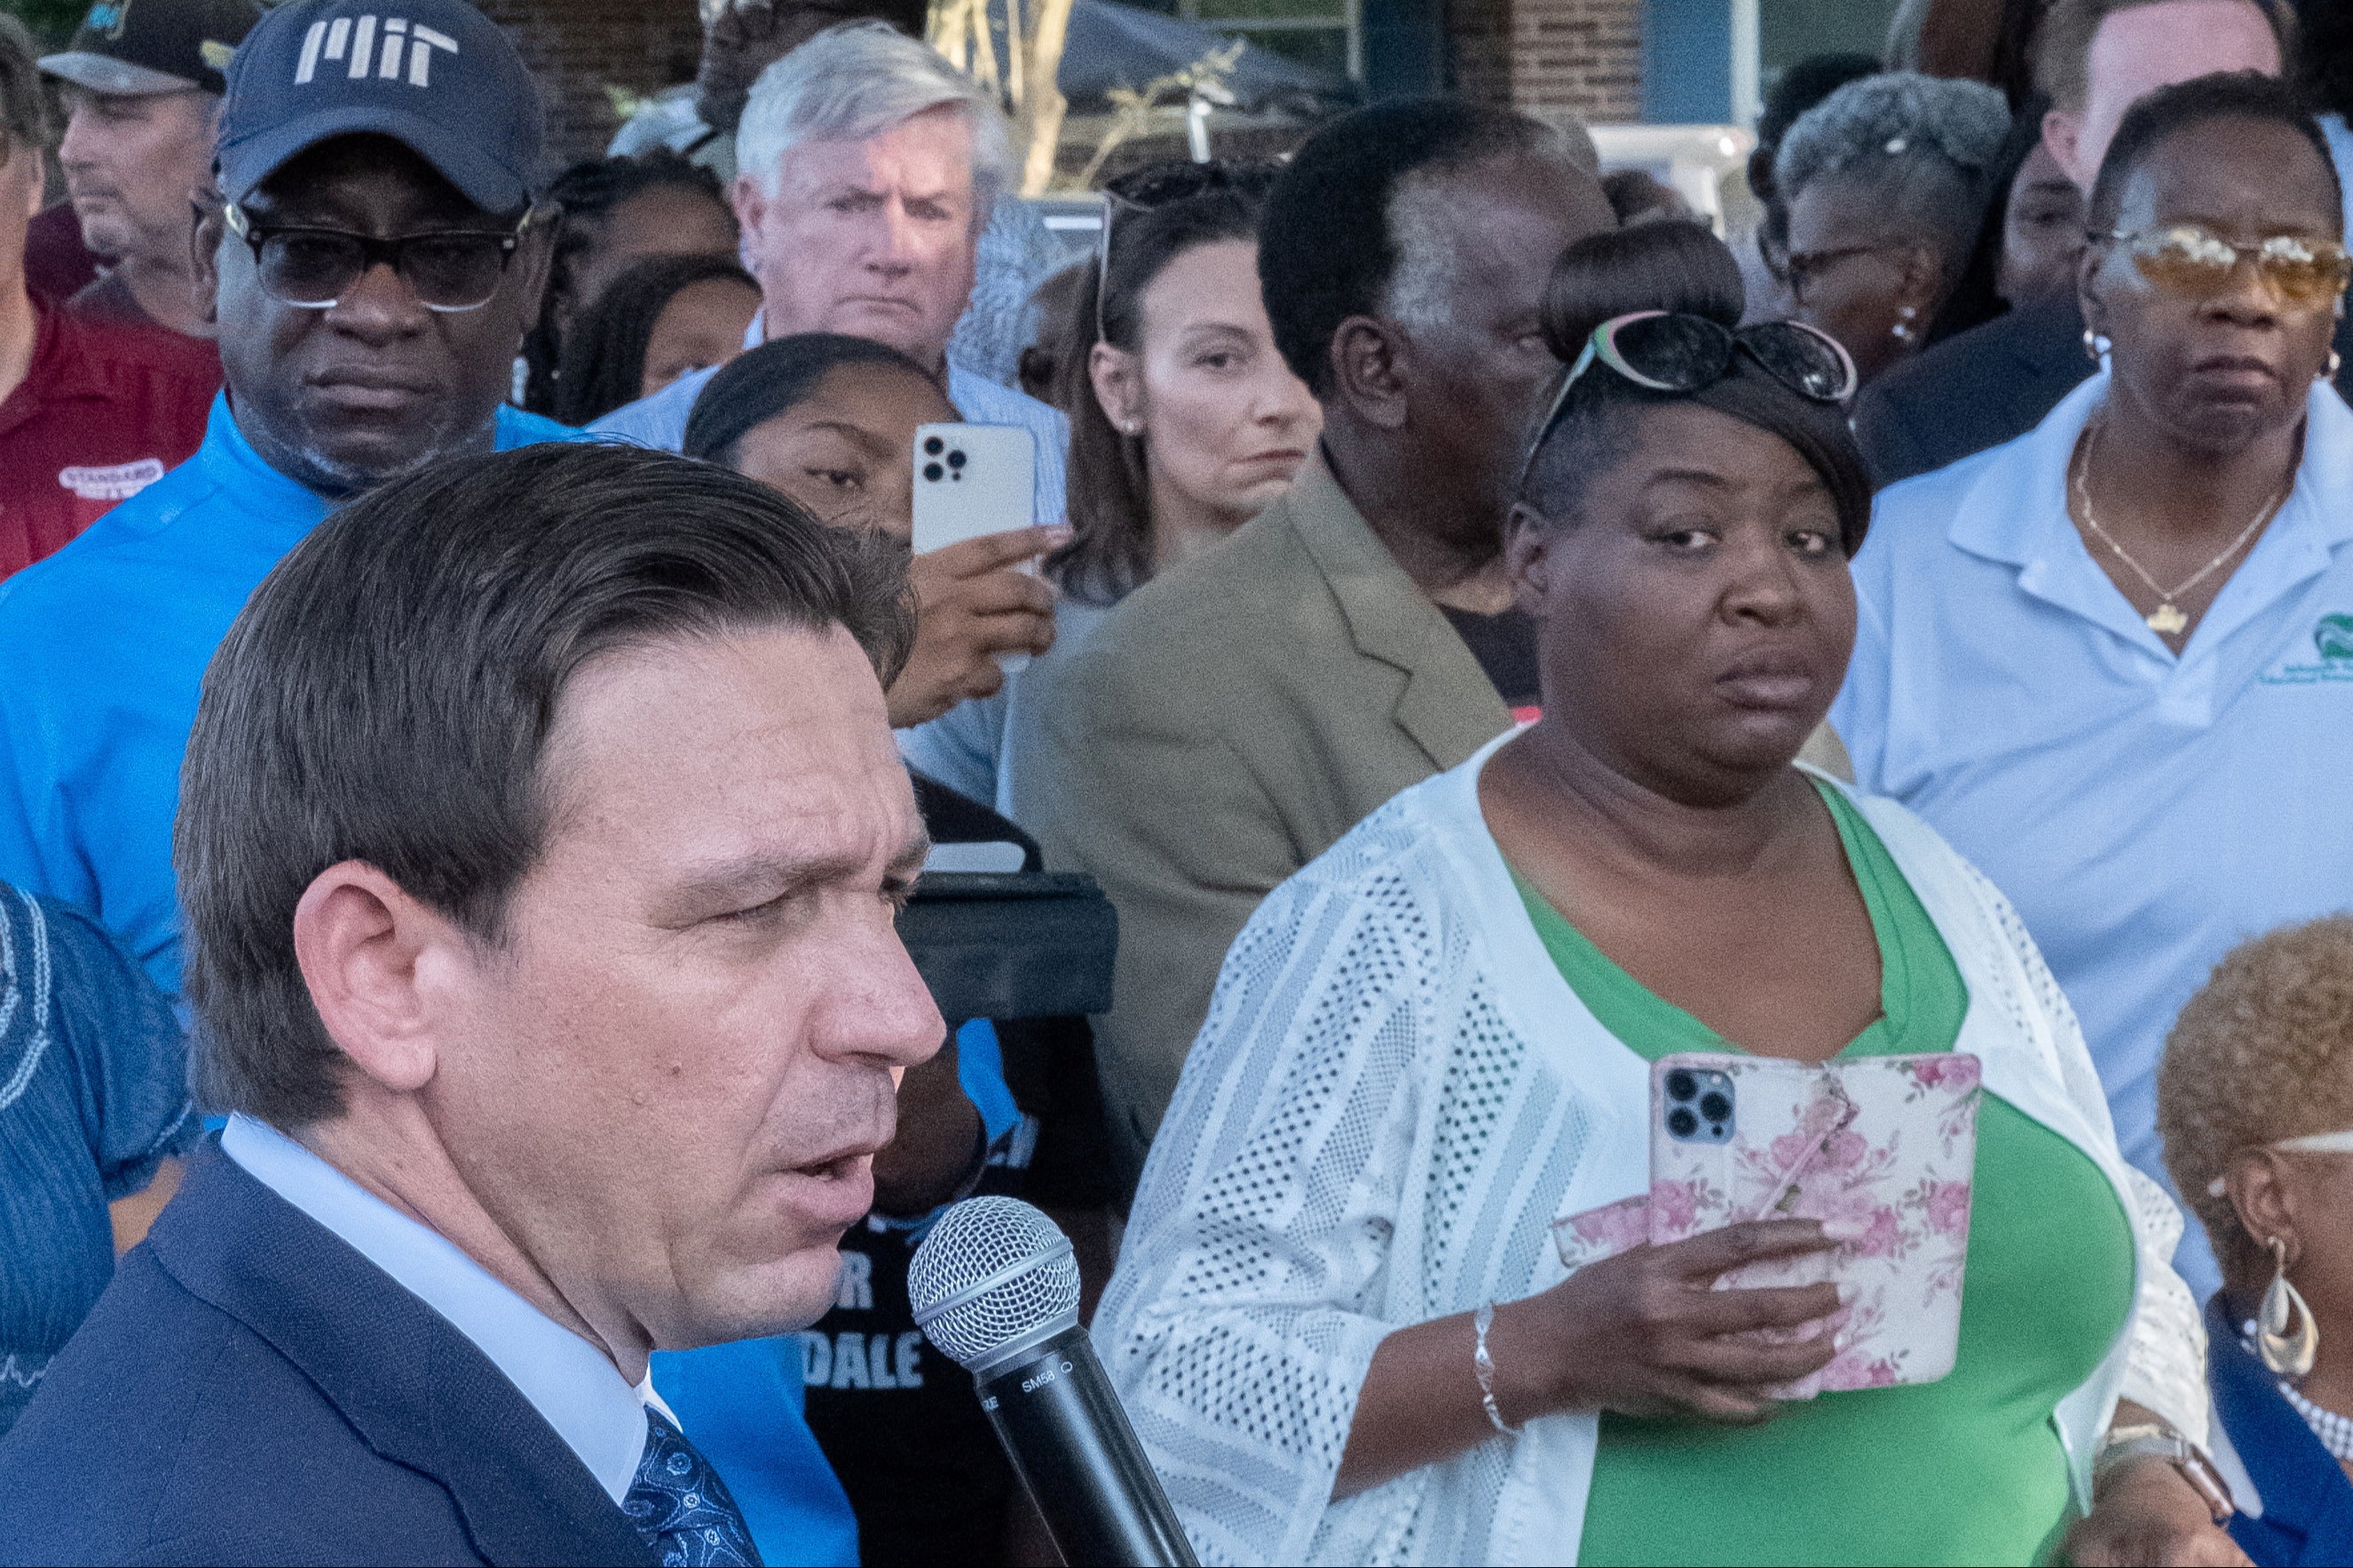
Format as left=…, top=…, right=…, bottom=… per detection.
left=596, top=20, right=1066, bottom=530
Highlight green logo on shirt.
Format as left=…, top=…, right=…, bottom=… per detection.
left=2261, top=614, right=2353, bottom=682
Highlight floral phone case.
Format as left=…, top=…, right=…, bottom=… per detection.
left=1552, top=1051, right=1982, bottom=1398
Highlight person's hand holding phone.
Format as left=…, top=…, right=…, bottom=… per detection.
left=888, top=525, right=1068, bottom=729
left=1497, top=1217, right=1852, bottom=1425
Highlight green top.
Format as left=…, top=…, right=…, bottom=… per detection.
left=1517, top=780, right=2135, bottom=1567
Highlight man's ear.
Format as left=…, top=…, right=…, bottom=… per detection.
left=731, top=172, right=769, bottom=245
left=292, top=860, right=468, bottom=1098
left=2042, top=107, right=2092, bottom=194
left=189, top=192, right=224, bottom=329
left=1327, top=315, right=1411, bottom=432
left=509, top=203, right=559, bottom=327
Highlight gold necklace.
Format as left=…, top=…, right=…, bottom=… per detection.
left=2070, top=418, right=2288, bottom=637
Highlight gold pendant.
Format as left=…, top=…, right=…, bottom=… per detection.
left=2147, top=602, right=2189, bottom=635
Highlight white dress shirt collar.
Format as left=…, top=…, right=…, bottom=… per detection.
left=221, top=1113, right=665, bottom=1504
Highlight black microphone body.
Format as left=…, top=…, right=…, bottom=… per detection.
left=973, top=1323, right=1196, bottom=1567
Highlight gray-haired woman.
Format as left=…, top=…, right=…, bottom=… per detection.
left=1776, top=70, right=2011, bottom=382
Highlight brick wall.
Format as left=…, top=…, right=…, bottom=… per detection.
left=477, top=0, right=704, bottom=168
left=1452, top=0, right=1640, bottom=122
left=479, top=0, right=1646, bottom=168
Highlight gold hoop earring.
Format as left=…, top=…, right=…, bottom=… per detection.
left=2259, top=1234, right=2319, bottom=1380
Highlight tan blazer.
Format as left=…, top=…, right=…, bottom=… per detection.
left=1005, top=460, right=1514, bottom=1180
left=1005, top=458, right=1852, bottom=1184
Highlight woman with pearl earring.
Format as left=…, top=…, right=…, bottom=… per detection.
left=2160, top=913, right=2353, bottom=1562
left=1770, top=72, right=2010, bottom=385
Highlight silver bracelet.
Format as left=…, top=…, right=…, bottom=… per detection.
left=1473, top=1303, right=1522, bottom=1437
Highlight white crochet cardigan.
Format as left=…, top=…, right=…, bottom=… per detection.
left=1095, top=736, right=2210, bottom=1567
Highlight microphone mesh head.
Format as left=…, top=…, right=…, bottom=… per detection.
left=908, top=1196, right=1082, bottom=1368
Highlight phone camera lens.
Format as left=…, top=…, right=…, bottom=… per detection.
left=947, top=450, right=967, bottom=469
left=1666, top=1107, right=1699, bottom=1138
left=922, top=462, right=944, bottom=482
left=1665, top=1070, right=1696, bottom=1101
left=1699, top=1091, right=1732, bottom=1122
left=923, top=437, right=944, bottom=456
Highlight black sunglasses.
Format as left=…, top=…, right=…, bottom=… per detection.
left=1095, top=159, right=1283, bottom=343
left=1520, top=311, right=1859, bottom=490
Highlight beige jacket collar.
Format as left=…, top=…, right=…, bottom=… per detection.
left=1283, top=453, right=1512, bottom=770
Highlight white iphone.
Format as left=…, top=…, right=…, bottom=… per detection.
left=912, top=422, right=1040, bottom=674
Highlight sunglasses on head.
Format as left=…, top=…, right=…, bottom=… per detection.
left=2100, top=224, right=2353, bottom=311
left=1517, top=311, right=1859, bottom=492
left=1094, top=158, right=1284, bottom=344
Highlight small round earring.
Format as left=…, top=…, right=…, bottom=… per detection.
left=1892, top=304, right=1918, bottom=343
left=2330, top=351, right=2343, bottom=380
left=2082, top=327, right=2112, bottom=364
left=2258, top=1234, right=2319, bottom=1380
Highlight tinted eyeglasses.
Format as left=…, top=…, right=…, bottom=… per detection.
left=1095, top=158, right=1283, bottom=343
left=222, top=202, right=534, bottom=312
left=1775, top=243, right=1906, bottom=305
left=1518, top=311, right=1859, bottom=492
left=2101, top=224, right=2353, bottom=311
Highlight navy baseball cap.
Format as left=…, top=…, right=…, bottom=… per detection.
left=215, top=0, right=544, bottom=214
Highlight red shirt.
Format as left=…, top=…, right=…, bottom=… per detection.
left=0, top=305, right=218, bottom=577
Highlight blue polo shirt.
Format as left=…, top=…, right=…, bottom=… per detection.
left=1834, top=373, right=2353, bottom=1299
left=0, top=393, right=576, bottom=997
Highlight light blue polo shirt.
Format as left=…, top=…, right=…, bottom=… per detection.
left=1835, top=372, right=2353, bottom=1298
left=0, top=393, right=578, bottom=998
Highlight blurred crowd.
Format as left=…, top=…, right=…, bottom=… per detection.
left=3, top=0, right=2353, bottom=1564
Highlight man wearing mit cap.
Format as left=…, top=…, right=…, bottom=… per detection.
left=0, top=0, right=570, bottom=996
left=39, top=0, right=263, bottom=341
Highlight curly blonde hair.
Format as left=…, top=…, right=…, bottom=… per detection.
left=2159, top=914, right=2353, bottom=1287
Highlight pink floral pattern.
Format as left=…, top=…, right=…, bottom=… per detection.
left=1552, top=1051, right=1981, bottom=1399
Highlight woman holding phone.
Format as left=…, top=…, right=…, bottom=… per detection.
left=683, top=332, right=1064, bottom=730
left=1095, top=222, right=2230, bottom=1566
left=902, top=160, right=1323, bottom=811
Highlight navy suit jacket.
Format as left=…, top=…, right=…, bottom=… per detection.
left=0, top=1142, right=658, bottom=1566
left=1855, top=296, right=2353, bottom=491
left=2207, top=1294, right=2353, bottom=1565
left=1853, top=296, right=2094, bottom=489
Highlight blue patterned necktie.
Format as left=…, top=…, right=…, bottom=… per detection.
left=623, top=1406, right=763, bottom=1567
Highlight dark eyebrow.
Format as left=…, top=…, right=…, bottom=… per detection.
left=1175, top=320, right=1258, bottom=341
left=666, top=826, right=933, bottom=919
left=886, top=830, right=933, bottom=889
left=792, top=420, right=896, bottom=461
left=1641, top=466, right=1741, bottom=490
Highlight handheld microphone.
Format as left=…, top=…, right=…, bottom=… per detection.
left=909, top=1198, right=1198, bottom=1567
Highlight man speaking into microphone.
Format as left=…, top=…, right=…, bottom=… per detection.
left=0, top=442, right=944, bottom=1565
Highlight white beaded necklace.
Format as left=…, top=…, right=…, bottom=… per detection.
left=2242, top=1320, right=2353, bottom=1460
left=2279, top=1378, right=2353, bottom=1462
